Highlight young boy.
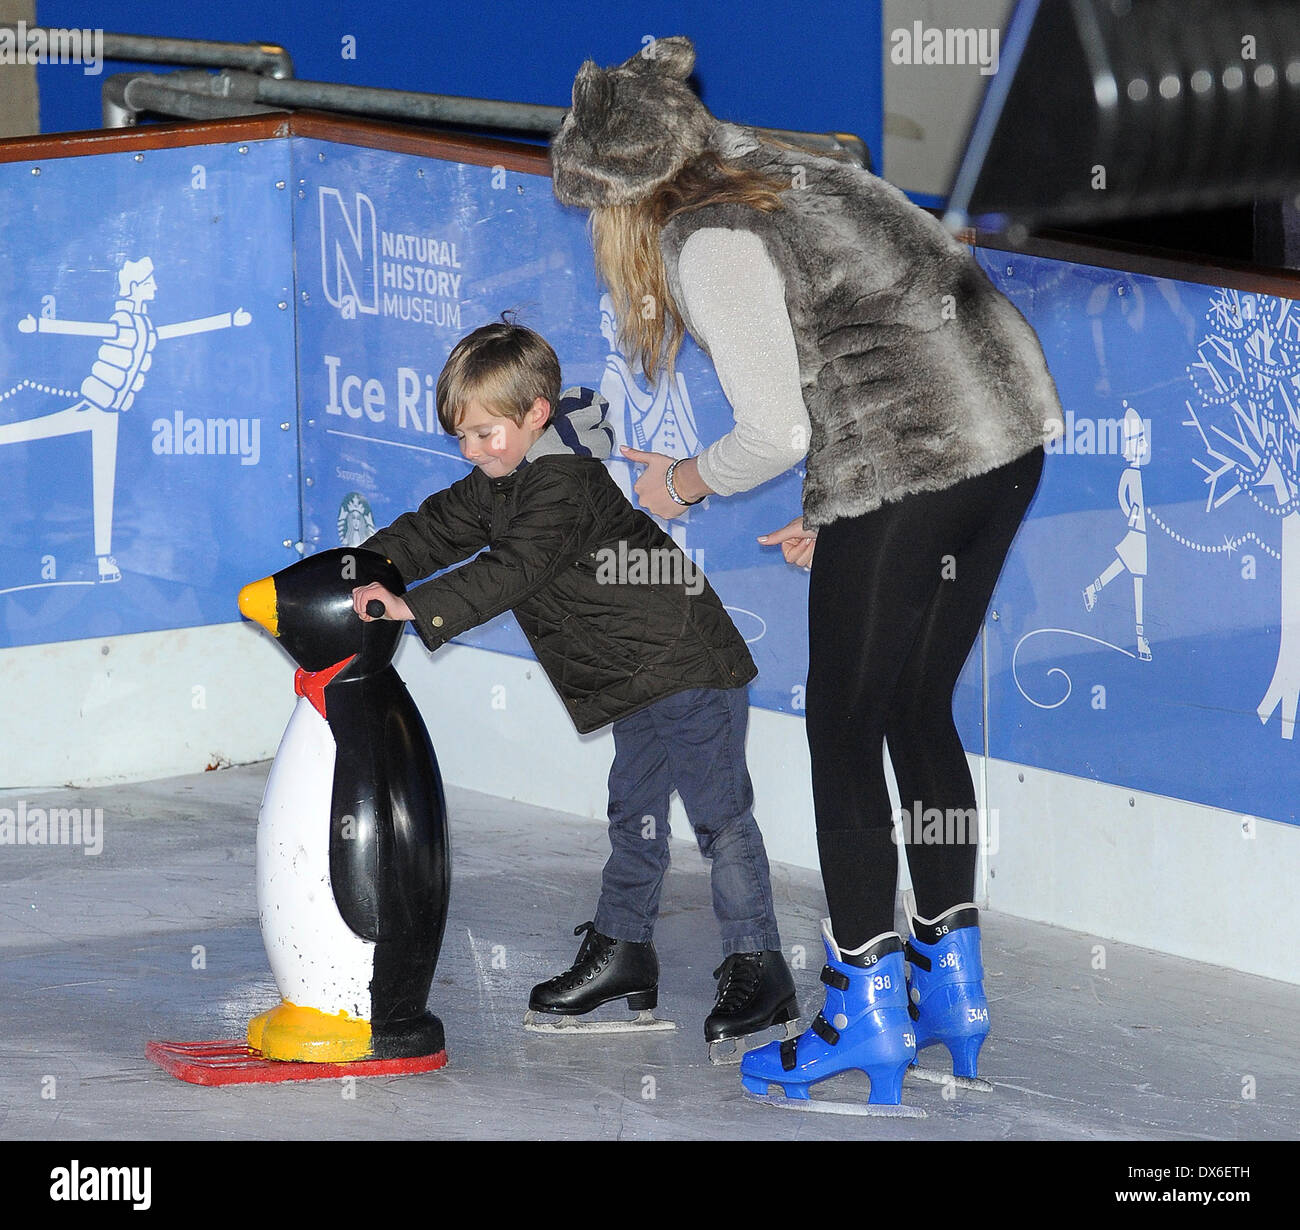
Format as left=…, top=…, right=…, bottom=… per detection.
left=351, top=319, right=797, bottom=1058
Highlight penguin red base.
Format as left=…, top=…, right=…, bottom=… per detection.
left=145, top=1039, right=448, bottom=1086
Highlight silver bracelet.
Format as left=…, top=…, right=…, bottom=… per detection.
left=665, top=457, right=704, bottom=507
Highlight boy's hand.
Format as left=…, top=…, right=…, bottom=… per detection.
left=352, top=583, right=412, bottom=622
left=758, top=516, right=817, bottom=570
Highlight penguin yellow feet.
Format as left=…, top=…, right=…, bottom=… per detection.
left=247, top=1000, right=372, bottom=1063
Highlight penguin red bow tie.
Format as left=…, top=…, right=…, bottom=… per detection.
left=293, top=654, right=355, bottom=719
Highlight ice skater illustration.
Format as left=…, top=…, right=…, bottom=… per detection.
left=599, top=292, right=699, bottom=552
left=3, top=257, right=250, bottom=582
left=1014, top=403, right=1152, bottom=708
left=597, top=292, right=767, bottom=646
left=595, top=291, right=764, bottom=647
left=1083, top=403, right=1152, bottom=661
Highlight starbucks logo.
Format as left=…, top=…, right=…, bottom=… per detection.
left=338, top=492, right=376, bottom=547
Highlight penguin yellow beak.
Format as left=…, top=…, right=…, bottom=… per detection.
left=238, top=576, right=278, bottom=637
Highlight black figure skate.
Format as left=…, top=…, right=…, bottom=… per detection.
left=704, top=951, right=801, bottom=1064
left=523, top=922, right=676, bottom=1034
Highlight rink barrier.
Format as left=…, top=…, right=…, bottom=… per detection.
left=2, top=115, right=1299, bottom=985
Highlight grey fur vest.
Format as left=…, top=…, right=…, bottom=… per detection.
left=660, top=124, right=1064, bottom=528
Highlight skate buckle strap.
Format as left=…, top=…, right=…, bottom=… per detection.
left=779, top=1012, right=841, bottom=1071
left=903, top=941, right=926, bottom=1021
left=810, top=1012, right=840, bottom=1046
left=820, top=965, right=850, bottom=991
left=903, top=940, right=931, bottom=972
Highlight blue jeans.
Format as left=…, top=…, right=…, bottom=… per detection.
left=593, top=686, right=782, bottom=956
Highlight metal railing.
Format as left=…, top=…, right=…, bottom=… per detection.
left=100, top=72, right=281, bottom=126
left=100, top=68, right=571, bottom=135
left=0, top=25, right=293, bottom=77
left=3, top=24, right=871, bottom=169
left=104, top=68, right=872, bottom=168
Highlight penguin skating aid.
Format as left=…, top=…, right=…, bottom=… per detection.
left=147, top=548, right=451, bottom=1083
left=243, top=548, right=451, bottom=1065
left=739, top=922, right=926, bottom=1118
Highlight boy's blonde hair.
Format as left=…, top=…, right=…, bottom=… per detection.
left=436, top=318, right=562, bottom=432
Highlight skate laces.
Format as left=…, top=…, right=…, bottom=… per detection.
left=549, top=922, right=613, bottom=990
left=712, top=953, right=763, bottom=1011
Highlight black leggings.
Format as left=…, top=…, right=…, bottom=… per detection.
left=806, top=447, right=1044, bottom=951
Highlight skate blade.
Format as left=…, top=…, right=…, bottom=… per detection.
left=708, top=1017, right=803, bottom=1066
left=907, top=1064, right=994, bottom=1093
left=743, top=1089, right=927, bottom=1119
left=523, top=1009, right=676, bottom=1035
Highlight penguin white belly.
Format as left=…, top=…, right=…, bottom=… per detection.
left=256, top=695, right=374, bottom=1019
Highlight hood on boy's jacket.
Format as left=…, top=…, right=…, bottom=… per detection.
left=526, top=386, right=615, bottom=462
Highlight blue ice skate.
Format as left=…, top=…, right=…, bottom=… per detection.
left=905, top=903, right=994, bottom=1092
left=740, top=921, right=925, bottom=1118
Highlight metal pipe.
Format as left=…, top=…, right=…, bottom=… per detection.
left=758, top=128, right=872, bottom=171
left=103, top=71, right=282, bottom=126
left=101, top=75, right=133, bottom=129
left=101, top=34, right=294, bottom=79
left=251, top=74, right=568, bottom=132
left=0, top=24, right=294, bottom=78
left=103, top=67, right=872, bottom=168
left=11, top=23, right=871, bottom=167
left=121, top=77, right=282, bottom=123
left=251, top=75, right=870, bottom=167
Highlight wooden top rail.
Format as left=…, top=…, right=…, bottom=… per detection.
left=0, top=111, right=550, bottom=175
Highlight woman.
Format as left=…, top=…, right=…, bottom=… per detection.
left=550, top=37, right=1063, bottom=1110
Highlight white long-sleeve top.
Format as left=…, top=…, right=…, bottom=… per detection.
left=674, top=227, right=810, bottom=496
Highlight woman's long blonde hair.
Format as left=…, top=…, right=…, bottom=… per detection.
left=590, top=149, right=787, bottom=382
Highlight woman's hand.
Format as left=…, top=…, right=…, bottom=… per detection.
left=621, top=445, right=688, bottom=519
left=758, top=516, right=817, bottom=570
left=352, top=583, right=412, bottom=622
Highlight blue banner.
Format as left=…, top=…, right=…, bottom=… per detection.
left=3, top=127, right=1293, bottom=827
left=0, top=140, right=300, bottom=647
left=292, top=137, right=809, bottom=714
left=979, top=250, right=1298, bottom=826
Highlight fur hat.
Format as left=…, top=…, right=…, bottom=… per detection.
left=550, top=36, right=717, bottom=208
